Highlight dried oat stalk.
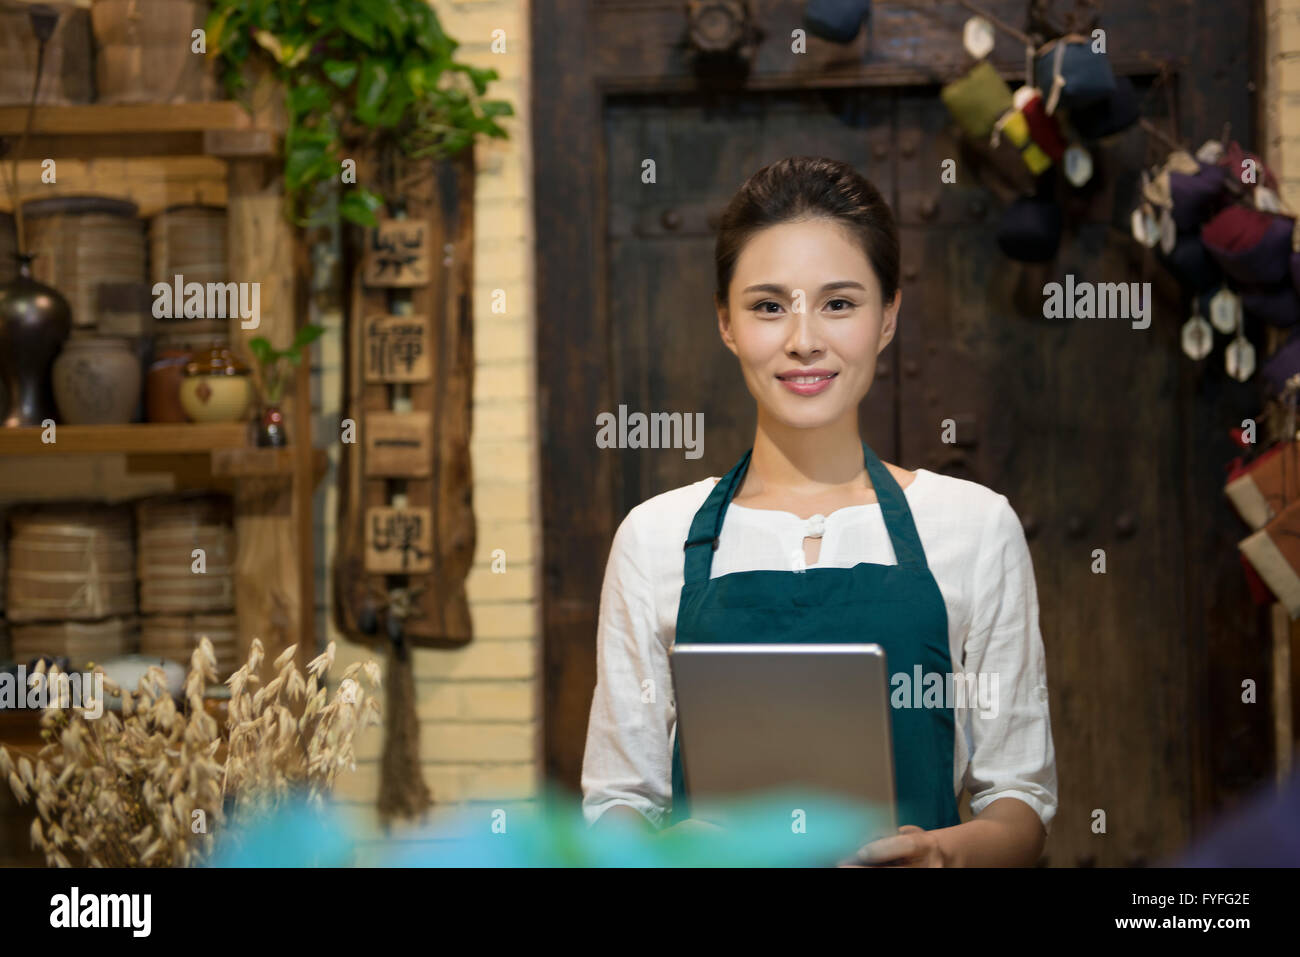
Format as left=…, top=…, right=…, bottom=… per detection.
left=0, top=639, right=381, bottom=868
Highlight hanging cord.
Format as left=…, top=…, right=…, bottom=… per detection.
left=3, top=8, right=59, bottom=257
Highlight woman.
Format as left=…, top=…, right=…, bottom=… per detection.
left=580, top=156, right=1057, bottom=866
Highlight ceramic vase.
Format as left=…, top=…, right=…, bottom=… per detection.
left=52, top=335, right=142, bottom=425
left=0, top=255, right=72, bottom=427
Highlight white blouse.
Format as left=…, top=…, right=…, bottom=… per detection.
left=580, top=467, right=1059, bottom=833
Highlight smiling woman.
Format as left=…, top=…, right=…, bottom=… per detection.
left=580, top=156, right=1058, bottom=867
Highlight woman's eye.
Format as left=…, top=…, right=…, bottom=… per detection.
left=825, top=298, right=855, bottom=312
left=753, top=300, right=783, bottom=315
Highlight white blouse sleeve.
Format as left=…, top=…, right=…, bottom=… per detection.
left=959, top=495, right=1059, bottom=832
left=580, top=508, right=674, bottom=827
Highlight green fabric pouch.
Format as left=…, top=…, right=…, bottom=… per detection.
left=941, top=61, right=1013, bottom=140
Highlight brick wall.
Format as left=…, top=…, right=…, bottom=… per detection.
left=1267, top=0, right=1300, bottom=190
left=312, top=0, right=539, bottom=859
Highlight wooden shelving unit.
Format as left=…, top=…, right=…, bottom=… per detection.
left=0, top=100, right=320, bottom=669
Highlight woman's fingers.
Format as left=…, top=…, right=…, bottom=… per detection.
left=855, top=829, right=919, bottom=864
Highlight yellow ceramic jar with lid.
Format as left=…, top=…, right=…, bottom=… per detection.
left=178, top=342, right=252, bottom=423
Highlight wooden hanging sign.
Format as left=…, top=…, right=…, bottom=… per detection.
left=363, top=218, right=432, bottom=287
left=335, top=151, right=477, bottom=648
left=364, top=314, right=431, bottom=383
left=364, top=412, right=432, bottom=478
left=364, top=506, right=433, bottom=574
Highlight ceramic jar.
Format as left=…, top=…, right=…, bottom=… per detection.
left=145, top=346, right=193, bottom=422
left=179, top=344, right=252, bottom=423
left=52, top=335, right=142, bottom=424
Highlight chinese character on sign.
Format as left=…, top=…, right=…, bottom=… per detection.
left=363, top=219, right=433, bottom=287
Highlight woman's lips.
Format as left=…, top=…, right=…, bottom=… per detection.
left=776, top=371, right=838, bottom=396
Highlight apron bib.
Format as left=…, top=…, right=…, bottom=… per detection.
left=669, top=440, right=961, bottom=832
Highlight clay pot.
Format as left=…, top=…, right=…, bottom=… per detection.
left=145, top=346, right=192, bottom=422
left=179, top=344, right=252, bottom=423
left=52, top=335, right=142, bottom=425
left=0, top=255, right=73, bottom=427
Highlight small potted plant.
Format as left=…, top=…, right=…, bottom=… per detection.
left=247, top=324, right=323, bottom=447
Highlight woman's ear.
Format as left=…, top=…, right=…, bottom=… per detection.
left=717, top=298, right=739, bottom=356
left=877, top=288, right=901, bottom=354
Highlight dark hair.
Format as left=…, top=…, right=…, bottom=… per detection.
left=713, top=156, right=899, bottom=307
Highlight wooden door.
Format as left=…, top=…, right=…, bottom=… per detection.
left=893, top=88, right=1200, bottom=865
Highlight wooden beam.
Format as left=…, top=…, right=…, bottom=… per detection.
left=226, top=155, right=308, bottom=669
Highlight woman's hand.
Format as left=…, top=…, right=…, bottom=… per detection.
left=840, top=824, right=950, bottom=867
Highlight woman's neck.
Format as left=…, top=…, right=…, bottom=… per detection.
left=744, top=410, right=868, bottom=498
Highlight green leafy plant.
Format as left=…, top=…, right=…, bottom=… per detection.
left=249, top=324, right=325, bottom=404
left=205, top=0, right=513, bottom=227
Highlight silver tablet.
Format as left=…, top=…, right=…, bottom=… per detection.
left=668, top=643, right=897, bottom=841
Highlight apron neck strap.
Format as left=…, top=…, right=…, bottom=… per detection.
left=683, top=440, right=930, bottom=584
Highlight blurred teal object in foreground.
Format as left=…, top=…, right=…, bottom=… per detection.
left=208, top=784, right=889, bottom=867
left=209, top=802, right=357, bottom=868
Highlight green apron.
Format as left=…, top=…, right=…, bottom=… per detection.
left=669, top=440, right=961, bottom=832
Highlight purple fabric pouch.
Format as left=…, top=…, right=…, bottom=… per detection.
left=1170, top=163, right=1228, bottom=232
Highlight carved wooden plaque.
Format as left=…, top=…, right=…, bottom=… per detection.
left=363, top=218, right=432, bottom=287
left=364, top=314, right=432, bottom=383
left=364, top=506, right=433, bottom=573
left=364, top=411, right=432, bottom=478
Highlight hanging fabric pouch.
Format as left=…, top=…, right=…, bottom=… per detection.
left=1034, top=33, right=1116, bottom=114
left=941, top=60, right=1014, bottom=140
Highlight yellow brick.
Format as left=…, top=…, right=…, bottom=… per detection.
left=474, top=198, right=527, bottom=240
left=471, top=481, right=533, bottom=521
left=1270, top=7, right=1300, bottom=54
left=471, top=440, right=533, bottom=484
left=469, top=601, right=537, bottom=639
left=416, top=721, right=536, bottom=762
left=458, top=763, right=538, bottom=800
left=1273, top=137, right=1300, bottom=180
left=472, top=237, right=530, bottom=283
left=472, top=282, right=524, bottom=322
left=472, top=517, right=534, bottom=563
left=437, top=4, right=522, bottom=43
left=1274, top=54, right=1300, bottom=95
left=467, top=563, right=534, bottom=601
left=411, top=639, right=535, bottom=679
left=474, top=150, right=528, bottom=201
left=473, top=363, right=533, bottom=403
left=473, top=398, right=532, bottom=438
left=331, top=764, right=382, bottom=802
left=414, top=680, right=536, bottom=720
left=472, top=317, right=529, bottom=361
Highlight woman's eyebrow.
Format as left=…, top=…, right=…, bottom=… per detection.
left=741, top=280, right=867, bottom=294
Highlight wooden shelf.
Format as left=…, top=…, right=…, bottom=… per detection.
left=0, top=422, right=250, bottom=456
left=212, top=446, right=329, bottom=481
left=0, top=102, right=279, bottom=160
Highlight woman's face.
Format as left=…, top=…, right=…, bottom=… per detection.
left=717, top=216, right=900, bottom=431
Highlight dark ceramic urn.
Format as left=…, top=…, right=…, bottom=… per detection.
left=0, top=254, right=72, bottom=427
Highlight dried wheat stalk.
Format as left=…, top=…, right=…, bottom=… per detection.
left=0, top=638, right=381, bottom=867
